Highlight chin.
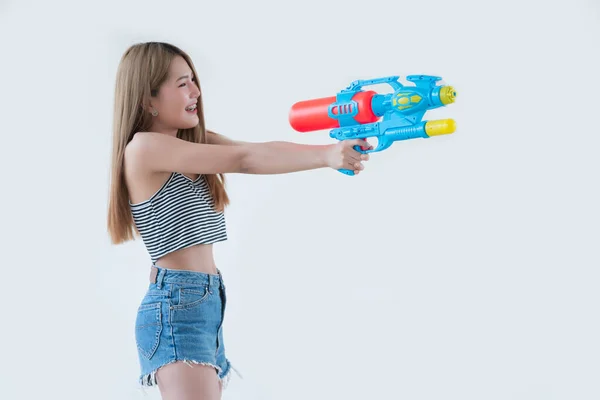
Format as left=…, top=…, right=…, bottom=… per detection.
left=181, top=122, right=199, bottom=129
left=181, top=115, right=199, bottom=129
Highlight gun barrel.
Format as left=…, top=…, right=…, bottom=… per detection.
left=378, top=118, right=456, bottom=144
left=424, top=119, right=456, bottom=136
left=439, top=86, right=457, bottom=105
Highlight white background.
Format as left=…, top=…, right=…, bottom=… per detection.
left=1, top=0, right=599, bottom=399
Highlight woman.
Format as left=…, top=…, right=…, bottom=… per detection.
left=107, top=41, right=371, bottom=400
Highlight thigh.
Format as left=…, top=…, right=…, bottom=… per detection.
left=156, top=361, right=222, bottom=400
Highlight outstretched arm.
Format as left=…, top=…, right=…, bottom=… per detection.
left=206, top=130, right=247, bottom=146
left=206, top=130, right=370, bottom=175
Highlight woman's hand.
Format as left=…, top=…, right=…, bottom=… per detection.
left=325, top=139, right=373, bottom=175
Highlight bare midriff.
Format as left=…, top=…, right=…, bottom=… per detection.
left=152, top=243, right=219, bottom=276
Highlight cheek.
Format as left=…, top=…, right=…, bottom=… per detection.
left=166, top=100, right=186, bottom=117
left=162, top=92, right=184, bottom=112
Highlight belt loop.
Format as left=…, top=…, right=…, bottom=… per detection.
left=156, top=267, right=166, bottom=289
left=217, top=268, right=224, bottom=288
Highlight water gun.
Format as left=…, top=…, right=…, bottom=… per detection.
left=289, top=75, right=457, bottom=175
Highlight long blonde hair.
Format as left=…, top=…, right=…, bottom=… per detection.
left=107, top=42, right=229, bottom=245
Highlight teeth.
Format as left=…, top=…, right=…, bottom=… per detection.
left=186, top=104, right=197, bottom=111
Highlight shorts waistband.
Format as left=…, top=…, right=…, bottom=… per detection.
left=149, top=265, right=223, bottom=288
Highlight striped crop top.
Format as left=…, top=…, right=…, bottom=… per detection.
left=129, top=172, right=227, bottom=263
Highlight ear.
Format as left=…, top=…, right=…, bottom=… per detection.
left=140, top=99, right=156, bottom=113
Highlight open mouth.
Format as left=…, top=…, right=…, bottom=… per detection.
left=185, top=104, right=197, bottom=113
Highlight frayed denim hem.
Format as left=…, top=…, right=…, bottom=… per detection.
left=138, top=359, right=243, bottom=393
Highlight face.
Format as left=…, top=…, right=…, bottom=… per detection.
left=148, top=55, right=201, bottom=135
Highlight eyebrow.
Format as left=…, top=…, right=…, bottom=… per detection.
left=176, top=73, right=194, bottom=82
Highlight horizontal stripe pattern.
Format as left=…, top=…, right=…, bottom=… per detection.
left=130, top=173, right=227, bottom=262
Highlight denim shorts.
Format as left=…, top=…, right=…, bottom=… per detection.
left=135, top=265, right=242, bottom=389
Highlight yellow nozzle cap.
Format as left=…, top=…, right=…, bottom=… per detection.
left=425, top=119, right=456, bottom=136
left=440, top=86, right=457, bottom=105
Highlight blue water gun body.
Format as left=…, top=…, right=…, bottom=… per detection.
left=289, top=75, right=457, bottom=175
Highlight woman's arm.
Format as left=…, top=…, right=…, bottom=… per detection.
left=206, top=130, right=371, bottom=175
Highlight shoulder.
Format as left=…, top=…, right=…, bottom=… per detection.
left=124, top=132, right=158, bottom=178
left=127, top=131, right=158, bottom=152
left=125, top=131, right=168, bottom=164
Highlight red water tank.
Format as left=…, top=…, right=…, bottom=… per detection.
left=289, top=90, right=379, bottom=132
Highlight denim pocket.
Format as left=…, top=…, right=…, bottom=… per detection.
left=135, top=302, right=162, bottom=359
left=172, top=284, right=211, bottom=310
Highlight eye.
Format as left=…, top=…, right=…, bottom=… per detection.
left=179, top=77, right=196, bottom=88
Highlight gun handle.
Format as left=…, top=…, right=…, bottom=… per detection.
left=338, top=168, right=356, bottom=176
left=338, top=141, right=369, bottom=176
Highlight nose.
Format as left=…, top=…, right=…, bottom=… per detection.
left=191, top=82, right=200, bottom=98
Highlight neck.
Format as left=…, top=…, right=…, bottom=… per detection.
left=150, top=121, right=178, bottom=137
